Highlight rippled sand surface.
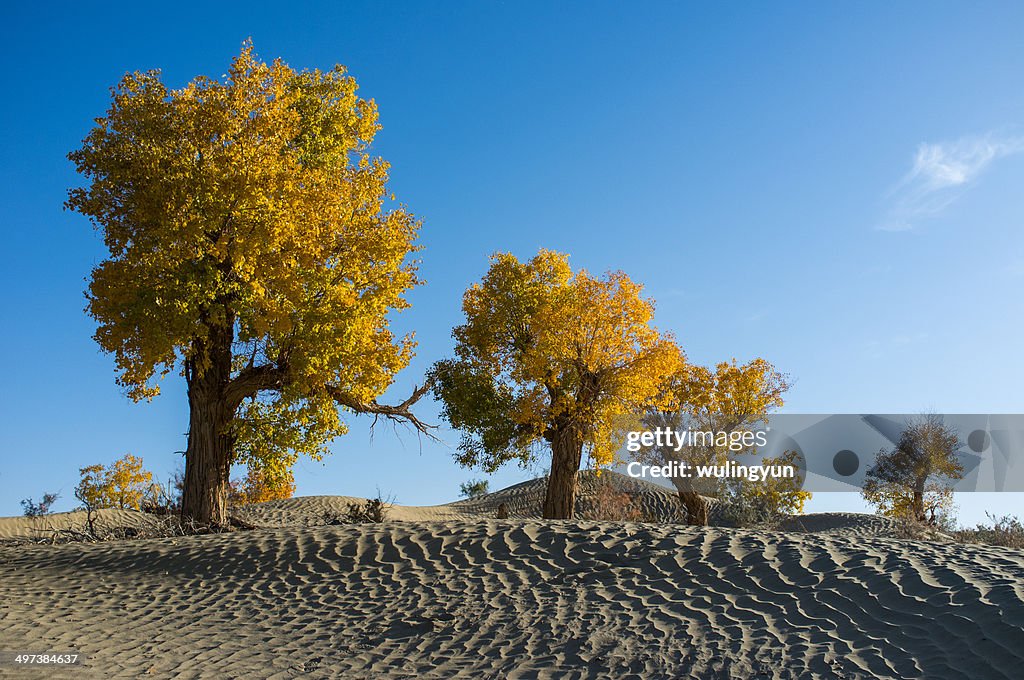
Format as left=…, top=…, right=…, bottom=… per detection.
left=1, top=478, right=1022, bottom=678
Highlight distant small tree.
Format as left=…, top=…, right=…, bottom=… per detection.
left=21, top=492, right=60, bottom=518
left=639, top=359, right=799, bottom=525
left=75, top=454, right=155, bottom=511
left=862, top=414, right=963, bottom=526
left=459, top=479, right=490, bottom=499
left=718, top=449, right=810, bottom=527
left=228, top=465, right=296, bottom=506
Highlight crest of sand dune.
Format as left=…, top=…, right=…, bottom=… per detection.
left=0, top=471, right=906, bottom=540
left=1, top=473, right=1022, bottom=678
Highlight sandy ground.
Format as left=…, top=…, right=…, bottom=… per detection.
left=1, top=474, right=1022, bottom=679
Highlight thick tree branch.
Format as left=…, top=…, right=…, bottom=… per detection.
left=326, top=382, right=438, bottom=441
left=225, top=362, right=437, bottom=442
left=225, top=363, right=289, bottom=410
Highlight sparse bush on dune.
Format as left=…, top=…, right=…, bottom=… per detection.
left=719, top=490, right=786, bottom=529
left=875, top=502, right=958, bottom=542
left=954, top=513, right=1024, bottom=549
left=344, top=497, right=391, bottom=523
left=577, top=474, right=645, bottom=522
left=313, top=494, right=394, bottom=526
left=21, top=492, right=59, bottom=518
left=141, top=467, right=185, bottom=515
left=459, top=479, right=490, bottom=500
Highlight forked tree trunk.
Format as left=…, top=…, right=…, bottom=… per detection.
left=543, top=426, right=584, bottom=519
left=679, top=490, right=709, bottom=526
left=180, top=324, right=236, bottom=526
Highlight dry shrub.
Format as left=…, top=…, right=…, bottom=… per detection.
left=313, top=494, right=393, bottom=526
left=344, top=497, right=391, bottom=523
left=882, top=501, right=958, bottom=541
left=5, top=513, right=254, bottom=546
left=579, top=475, right=644, bottom=521
left=142, top=469, right=184, bottom=515
left=954, top=513, right=1024, bottom=549
left=21, top=493, right=59, bottom=518
left=719, top=492, right=787, bottom=529
left=891, top=517, right=936, bottom=540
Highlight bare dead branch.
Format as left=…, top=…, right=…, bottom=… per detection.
left=326, top=381, right=439, bottom=442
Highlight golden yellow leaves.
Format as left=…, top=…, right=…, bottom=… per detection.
left=446, top=249, right=683, bottom=469
left=748, top=449, right=812, bottom=515
left=228, top=465, right=296, bottom=506
left=67, top=43, right=422, bottom=477
left=75, top=454, right=154, bottom=511
left=666, top=358, right=790, bottom=421
left=68, top=42, right=420, bottom=404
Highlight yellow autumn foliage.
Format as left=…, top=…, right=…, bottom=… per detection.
left=75, top=454, right=154, bottom=511
left=745, top=449, right=812, bottom=515
left=228, top=466, right=296, bottom=506
left=66, top=42, right=423, bottom=522
left=432, top=249, right=682, bottom=518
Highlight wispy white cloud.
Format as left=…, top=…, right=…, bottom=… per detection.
left=878, top=133, right=1024, bottom=231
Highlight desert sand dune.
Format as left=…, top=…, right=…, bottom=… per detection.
left=1, top=520, right=1023, bottom=678
left=1, top=475, right=1021, bottom=678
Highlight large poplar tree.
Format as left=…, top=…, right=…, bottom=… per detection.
left=68, top=44, right=429, bottom=525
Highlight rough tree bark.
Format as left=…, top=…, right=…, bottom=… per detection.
left=542, top=424, right=584, bottom=519
left=180, top=323, right=235, bottom=527
left=912, top=483, right=926, bottom=524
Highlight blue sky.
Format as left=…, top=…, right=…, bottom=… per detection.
left=2, top=2, right=1023, bottom=524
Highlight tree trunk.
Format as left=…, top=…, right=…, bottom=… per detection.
left=180, top=324, right=235, bottom=526
left=911, top=472, right=928, bottom=523
left=912, top=489, right=926, bottom=524
left=543, top=425, right=583, bottom=519
left=679, top=490, right=709, bottom=526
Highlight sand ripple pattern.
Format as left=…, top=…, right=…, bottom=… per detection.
left=238, top=473, right=703, bottom=527
left=2, top=520, right=1023, bottom=679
